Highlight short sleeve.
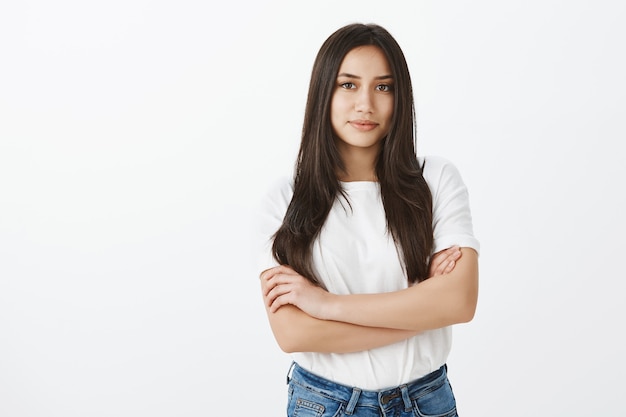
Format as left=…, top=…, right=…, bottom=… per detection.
left=422, top=156, right=480, bottom=255
left=255, top=176, right=294, bottom=276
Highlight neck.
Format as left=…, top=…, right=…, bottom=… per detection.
left=337, top=147, right=379, bottom=182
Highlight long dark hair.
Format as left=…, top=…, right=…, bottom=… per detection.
left=272, top=23, right=433, bottom=286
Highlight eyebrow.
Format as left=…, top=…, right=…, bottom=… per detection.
left=337, top=73, right=393, bottom=80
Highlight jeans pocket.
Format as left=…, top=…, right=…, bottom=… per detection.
left=412, top=379, right=457, bottom=417
left=287, top=382, right=345, bottom=417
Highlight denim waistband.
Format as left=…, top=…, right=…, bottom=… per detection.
left=287, top=362, right=448, bottom=413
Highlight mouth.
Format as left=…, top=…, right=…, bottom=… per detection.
left=349, top=120, right=379, bottom=131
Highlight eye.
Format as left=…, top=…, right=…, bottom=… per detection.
left=376, top=84, right=393, bottom=92
left=339, top=82, right=356, bottom=89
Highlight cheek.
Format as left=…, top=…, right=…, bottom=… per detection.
left=330, top=97, right=345, bottom=128
left=383, top=99, right=394, bottom=125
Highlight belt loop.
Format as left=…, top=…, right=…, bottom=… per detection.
left=345, top=387, right=361, bottom=415
left=286, top=362, right=296, bottom=385
left=400, top=385, right=411, bottom=412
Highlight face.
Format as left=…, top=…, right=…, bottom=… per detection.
left=330, top=45, right=394, bottom=157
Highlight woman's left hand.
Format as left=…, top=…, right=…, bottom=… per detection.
left=260, top=265, right=333, bottom=318
left=429, top=245, right=462, bottom=277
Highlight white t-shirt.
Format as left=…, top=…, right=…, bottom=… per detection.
left=256, top=155, right=480, bottom=390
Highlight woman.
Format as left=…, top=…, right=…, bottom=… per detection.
left=257, top=23, right=479, bottom=417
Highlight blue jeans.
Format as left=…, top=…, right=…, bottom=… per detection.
left=286, top=362, right=458, bottom=417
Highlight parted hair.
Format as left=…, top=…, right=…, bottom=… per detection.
left=272, top=23, right=433, bottom=286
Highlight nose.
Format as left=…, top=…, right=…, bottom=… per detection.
left=354, top=88, right=373, bottom=113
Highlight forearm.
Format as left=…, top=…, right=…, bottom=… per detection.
left=265, top=304, right=419, bottom=353
left=326, top=248, right=479, bottom=331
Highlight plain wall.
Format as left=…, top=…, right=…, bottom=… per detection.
left=1, top=1, right=625, bottom=416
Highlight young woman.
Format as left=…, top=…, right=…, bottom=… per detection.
left=257, top=23, right=479, bottom=417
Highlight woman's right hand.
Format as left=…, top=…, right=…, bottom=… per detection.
left=428, top=245, right=462, bottom=277
left=261, top=265, right=336, bottom=318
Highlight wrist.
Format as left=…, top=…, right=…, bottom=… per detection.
left=323, top=293, right=343, bottom=321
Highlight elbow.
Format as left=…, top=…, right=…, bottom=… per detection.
left=453, top=263, right=478, bottom=324
left=274, top=330, right=315, bottom=353
left=275, top=335, right=299, bottom=354
left=270, top=326, right=300, bottom=353
left=457, top=304, right=476, bottom=323
left=455, top=292, right=478, bottom=324
left=267, top=306, right=308, bottom=353
left=451, top=247, right=479, bottom=324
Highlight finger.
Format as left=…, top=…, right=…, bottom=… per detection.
left=269, top=293, right=292, bottom=313
left=435, top=262, right=450, bottom=276
left=267, top=284, right=295, bottom=312
left=431, top=247, right=455, bottom=265
left=263, top=272, right=303, bottom=297
left=261, top=268, right=280, bottom=291
left=429, top=256, right=443, bottom=275
left=429, top=246, right=461, bottom=276
left=261, top=265, right=296, bottom=283
left=443, top=260, right=456, bottom=274
left=443, top=250, right=461, bottom=267
left=265, top=275, right=312, bottom=311
left=430, top=252, right=450, bottom=275
left=261, top=274, right=278, bottom=297
left=439, top=250, right=462, bottom=275
left=265, top=282, right=288, bottom=308
left=261, top=265, right=285, bottom=281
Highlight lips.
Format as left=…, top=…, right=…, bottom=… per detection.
left=349, top=120, right=379, bottom=131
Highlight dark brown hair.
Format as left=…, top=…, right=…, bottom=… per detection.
left=272, top=23, right=433, bottom=286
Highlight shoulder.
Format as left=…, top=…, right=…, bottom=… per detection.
left=418, top=154, right=457, bottom=175
left=256, top=175, right=294, bottom=243
left=256, top=176, right=293, bottom=272
left=419, top=155, right=480, bottom=254
left=263, top=175, right=294, bottom=201
left=257, top=175, right=294, bottom=215
left=418, top=155, right=466, bottom=197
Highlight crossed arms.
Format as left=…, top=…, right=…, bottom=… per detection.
left=259, top=246, right=478, bottom=353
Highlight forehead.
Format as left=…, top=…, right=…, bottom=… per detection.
left=338, top=45, right=391, bottom=75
